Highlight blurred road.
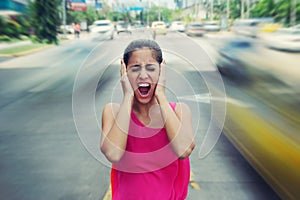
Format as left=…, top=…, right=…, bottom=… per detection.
left=0, top=30, right=284, bottom=199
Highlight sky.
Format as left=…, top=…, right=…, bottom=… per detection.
left=85, top=0, right=178, bottom=9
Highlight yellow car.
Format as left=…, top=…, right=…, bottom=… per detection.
left=151, top=21, right=167, bottom=35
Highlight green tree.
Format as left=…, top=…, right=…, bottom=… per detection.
left=230, top=0, right=242, bottom=19
left=251, top=0, right=275, bottom=17
left=172, top=8, right=183, bottom=21
left=109, top=11, right=122, bottom=22
left=273, top=0, right=291, bottom=25
left=250, top=0, right=299, bottom=26
left=3, top=20, right=22, bottom=38
left=161, top=7, right=173, bottom=21
left=0, top=17, right=7, bottom=35
left=85, top=7, right=98, bottom=26
left=15, top=15, right=31, bottom=36
left=69, top=10, right=86, bottom=24
left=30, top=0, right=61, bottom=44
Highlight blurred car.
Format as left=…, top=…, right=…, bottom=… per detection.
left=185, top=22, right=206, bottom=36
left=204, top=21, right=220, bottom=32
left=215, top=38, right=257, bottom=81
left=89, top=20, right=114, bottom=39
left=260, top=23, right=282, bottom=33
left=262, top=28, right=300, bottom=52
left=130, top=21, right=145, bottom=32
left=115, top=21, right=131, bottom=34
left=169, top=21, right=185, bottom=32
left=58, top=25, right=74, bottom=34
left=290, top=24, right=300, bottom=29
left=151, top=21, right=167, bottom=35
left=231, top=19, right=261, bottom=37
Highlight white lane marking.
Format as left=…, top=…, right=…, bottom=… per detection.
left=178, top=93, right=252, bottom=107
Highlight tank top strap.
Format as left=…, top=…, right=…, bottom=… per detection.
left=169, top=102, right=176, bottom=110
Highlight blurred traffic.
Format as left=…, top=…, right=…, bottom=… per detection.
left=1, top=0, right=300, bottom=200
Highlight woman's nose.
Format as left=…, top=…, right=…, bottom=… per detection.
left=139, top=69, right=149, bottom=79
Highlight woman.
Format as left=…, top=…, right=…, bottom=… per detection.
left=101, top=39, right=195, bottom=200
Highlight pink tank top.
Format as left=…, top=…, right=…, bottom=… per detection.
left=111, top=103, right=190, bottom=200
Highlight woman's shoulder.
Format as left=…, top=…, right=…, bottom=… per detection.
left=170, top=102, right=189, bottom=109
left=102, top=103, right=121, bottom=117
left=172, top=102, right=191, bottom=115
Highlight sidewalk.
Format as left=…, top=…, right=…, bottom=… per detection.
left=0, top=32, right=89, bottom=57
left=0, top=40, right=32, bottom=50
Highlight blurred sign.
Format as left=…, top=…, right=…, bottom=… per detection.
left=130, top=7, right=144, bottom=11
left=95, top=2, right=102, bottom=10
left=12, top=0, right=28, bottom=4
left=70, top=0, right=87, bottom=11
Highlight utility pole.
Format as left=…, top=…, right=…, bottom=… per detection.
left=158, top=0, right=161, bottom=21
left=226, top=0, right=230, bottom=19
left=62, top=0, right=67, bottom=39
left=290, top=0, right=297, bottom=26
left=95, top=0, right=98, bottom=14
left=246, top=0, right=250, bottom=18
left=210, top=0, right=213, bottom=21
left=241, top=0, right=244, bottom=19
left=147, top=0, right=150, bottom=27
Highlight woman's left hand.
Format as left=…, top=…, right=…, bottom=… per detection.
left=155, top=60, right=166, bottom=101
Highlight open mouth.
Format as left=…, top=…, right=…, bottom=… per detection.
left=138, top=83, right=151, bottom=97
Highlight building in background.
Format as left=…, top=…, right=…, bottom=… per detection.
left=0, top=0, right=30, bottom=17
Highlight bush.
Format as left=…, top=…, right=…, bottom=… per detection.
left=0, top=17, right=6, bottom=35
left=0, top=35, right=12, bottom=42
left=15, top=16, right=31, bottom=36
left=3, top=20, right=22, bottom=38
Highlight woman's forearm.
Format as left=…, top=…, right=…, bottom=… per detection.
left=101, top=95, right=133, bottom=162
left=157, top=96, right=195, bottom=158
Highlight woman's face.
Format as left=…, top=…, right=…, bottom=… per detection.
left=126, top=48, right=160, bottom=104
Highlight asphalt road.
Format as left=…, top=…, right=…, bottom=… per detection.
left=0, top=30, right=280, bottom=199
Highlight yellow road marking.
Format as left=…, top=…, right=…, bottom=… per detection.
left=189, top=171, right=200, bottom=190
left=103, top=184, right=112, bottom=200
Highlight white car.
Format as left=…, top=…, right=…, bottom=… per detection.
left=262, top=28, right=300, bottom=52
left=116, top=21, right=131, bottom=34
left=185, top=22, right=206, bottom=37
left=59, top=25, right=74, bottom=34
left=89, top=20, right=114, bottom=39
left=169, top=21, right=185, bottom=32
left=204, top=21, right=220, bottom=32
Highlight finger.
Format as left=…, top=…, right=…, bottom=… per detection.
left=120, top=59, right=122, bottom=76
left=160, top=60, right=166, bottom=78
left=120, top=59, right=126, bottom=77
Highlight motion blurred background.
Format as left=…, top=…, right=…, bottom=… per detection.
left=0, top=0, right=299, bottom=200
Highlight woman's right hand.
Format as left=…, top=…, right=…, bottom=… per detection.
left=120, top=59, right=134, bottom=99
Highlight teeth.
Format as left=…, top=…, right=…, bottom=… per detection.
left=138, top=83, right=150, bottom=87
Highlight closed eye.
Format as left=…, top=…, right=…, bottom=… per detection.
left=130, top=65, right=141, bottom=72
left=146, top=64, right=157, bottom=71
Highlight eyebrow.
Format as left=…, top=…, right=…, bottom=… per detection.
left=129, top=63, right=158, bottom=67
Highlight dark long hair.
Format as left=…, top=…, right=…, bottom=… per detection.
left=123, top=39, right=163, bottom=66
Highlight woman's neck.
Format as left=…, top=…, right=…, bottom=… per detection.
left=132, top=98, right=158, bottom=116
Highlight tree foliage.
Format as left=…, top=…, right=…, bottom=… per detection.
left=30, top=0, right=61, bottom=44
left=251, top=0, right=300, bottom=25
left=251, top=0, right=275, bottom=17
